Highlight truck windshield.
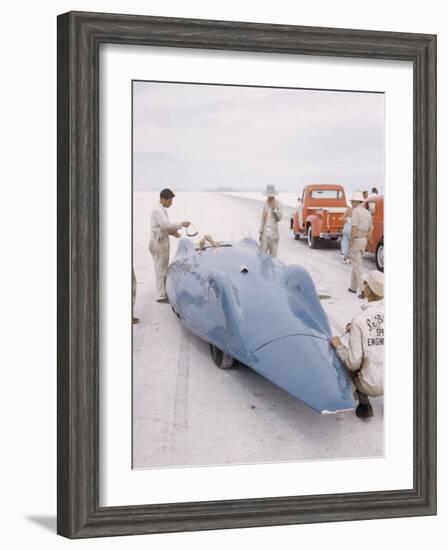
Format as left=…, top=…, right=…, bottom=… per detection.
left=310, top=190, right=344, bottom=199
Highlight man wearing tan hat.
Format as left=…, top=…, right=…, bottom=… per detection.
left=348, top=190, right=373, bottom=298
left=330, top=270, right=384, bottom=418
left=259, top=184, right=282, bottom=258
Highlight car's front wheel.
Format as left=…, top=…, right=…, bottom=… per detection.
left=209, top=344, right=235, bottom=369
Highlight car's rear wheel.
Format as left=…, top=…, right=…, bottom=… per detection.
left=307, top=226, right=319, bottom=249
left=209, top=344, right=235, bottom=369
left=375, top=240, right=384, bottom=272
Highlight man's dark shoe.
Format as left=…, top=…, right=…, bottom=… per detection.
left=156, top=297, right=169, bottom=303
left=355, top=402, right=374, bottom=419
left=348, top=288, right=357, bottom=294
left=358, top=291, right=366, bottom=299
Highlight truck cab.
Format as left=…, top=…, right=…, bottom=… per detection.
left=291, top=184, right=348, bottom=248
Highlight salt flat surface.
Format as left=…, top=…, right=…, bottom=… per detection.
left=133, top=192, right=382, bottom=469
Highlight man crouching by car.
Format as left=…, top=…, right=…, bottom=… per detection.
left=330, top=271, right=384, bottom=419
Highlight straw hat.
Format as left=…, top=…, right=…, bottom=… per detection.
left=363, top=271, right=384, bottom=297
left=263, top=184, right=278, bottom=197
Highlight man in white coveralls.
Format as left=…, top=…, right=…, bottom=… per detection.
left=149, top=188, right=190, bottom=303
left=259, top=184, right=282, bottom=258
left=330, top=270, right=384, bottom=419
left=347, top=190, right=373, bottom=298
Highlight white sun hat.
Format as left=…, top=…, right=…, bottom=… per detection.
left=350, top=190, right=365, bottom=202
left=363, top=270, right=384, bottom=297
left=263, top=184, right=278, bottom=197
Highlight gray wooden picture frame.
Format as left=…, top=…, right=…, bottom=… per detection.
left=57, top=11, right=437, bottom=539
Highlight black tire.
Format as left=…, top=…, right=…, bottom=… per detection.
left=170, top=305, right=180, bottom=319
left=375, top=240, right=384, bottom=272
left=307, top=226, right=319, bottom=249
left=209, top=344, right=235, bottom=369
left=294, top=232, right=301, bottom=240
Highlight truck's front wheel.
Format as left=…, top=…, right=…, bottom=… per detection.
left=375, top=240, right=384, bottom=272
left=307, top=226, right=319, bottom=249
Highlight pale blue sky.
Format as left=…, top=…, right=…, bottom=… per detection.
left=133, top=81, right=384, bottom=195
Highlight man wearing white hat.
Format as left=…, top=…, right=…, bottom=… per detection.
left=330, top=270, right=384, bottom=418
left=259, top=184, right=282, bottom=258
left=348, top=190, right=373, bottom=297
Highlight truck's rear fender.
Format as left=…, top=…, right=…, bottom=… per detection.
left=305, top=214, right=322, bottom=236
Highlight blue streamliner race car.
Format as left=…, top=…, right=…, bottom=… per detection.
left=166, top=237, right=354, bottom=414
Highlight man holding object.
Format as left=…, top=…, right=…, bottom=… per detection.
left=149, top=188, right=190, bottom=303
left=259, top=184, right=282, bottom=258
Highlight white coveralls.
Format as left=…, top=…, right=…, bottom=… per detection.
left=334, top=300, right=384, bottom=399
left=350, top=205, right=372, bottom=292
left=259, top=200, right=282, bottom=258
left=149, top=203, right=182, bottom=300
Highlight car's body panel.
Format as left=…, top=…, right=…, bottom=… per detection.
left=166, top=237, right=354, bottom=414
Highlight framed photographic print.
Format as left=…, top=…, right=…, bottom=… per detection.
left=57, top=11, right=437, bottom=538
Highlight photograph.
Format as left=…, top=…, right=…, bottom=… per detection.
left=52, top=6, right=436, bottom=540
left=132, top=80, right=385, bottom=469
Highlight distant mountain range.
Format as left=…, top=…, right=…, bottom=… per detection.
left=206, top=187, right=242, bottom=192
left=133, top=187, right=297, bottom=193
left=134, top=186, right=245, bottom=193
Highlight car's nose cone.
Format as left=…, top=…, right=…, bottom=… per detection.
left=251, top=334, right=354, bottom=413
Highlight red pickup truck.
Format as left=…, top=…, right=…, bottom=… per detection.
left=290, top=184, right=348, bottom=248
